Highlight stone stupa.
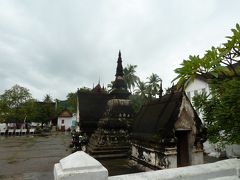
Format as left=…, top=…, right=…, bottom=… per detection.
left=87, top=51, right=135, bottom=158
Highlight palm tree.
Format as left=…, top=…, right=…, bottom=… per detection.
left=147, top=73, right=161, bottom=98
left=134, top=80, right=147, bottom=100
left=43, top=94, right=53, bottom=103
left=123, top=64, right=139, bottom=93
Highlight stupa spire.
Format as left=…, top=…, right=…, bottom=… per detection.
left=115, top=50, right=124, bottom=77
left=110, top=51, right=130, bottom=99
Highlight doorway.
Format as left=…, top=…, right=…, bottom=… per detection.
left=175, top=130, right=190, bottom=167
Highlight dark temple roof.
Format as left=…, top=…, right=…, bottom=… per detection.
left=77, top=91, right=109, bottom=134
left=132, top=92, right=201, bottom=142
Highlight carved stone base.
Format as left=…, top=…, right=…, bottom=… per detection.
left=131, top=143, right=177, bottom=170
left=87, top=128, right=130, bottom=159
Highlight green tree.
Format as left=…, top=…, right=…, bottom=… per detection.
left=26, top=94, right=56, bottom=126
left=20, top=99, right=38, bottom=123
left=123, top=64, right=139, bottom=93
left=66, top=92, right=77, bottom=112
left=33, top=101, right=56, bottom=127
left=129, top=94, right=144, bottom=113
left=134, top=80, right=148, bottom=100
left=79, top=87, right=91, bottom=92
left=56, top=92, right=78, bottom=115
left=174, top=23, right=240, bottom=144
left=0, top=84, right=33, bottom=123
left=146, top=73, right=161, bottom=98
left=43, top=94, right=53, bottom=103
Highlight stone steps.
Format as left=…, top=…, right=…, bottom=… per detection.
left=87, top=144, right=130, bottom=159
left=93, top=153, right=129, bottom=159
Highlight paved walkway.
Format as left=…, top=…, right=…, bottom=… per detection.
left=0, top=132, right=71, bottom=180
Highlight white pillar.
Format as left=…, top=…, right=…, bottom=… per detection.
left=54, top=151, right=108, bottom=180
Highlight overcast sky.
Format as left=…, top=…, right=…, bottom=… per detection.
left=0, top=0, right=239, bottom=100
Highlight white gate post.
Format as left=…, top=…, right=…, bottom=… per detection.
left=54, top=151, right=108, bottom=180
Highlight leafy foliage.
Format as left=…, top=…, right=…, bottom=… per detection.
left=146, top=73, right=161, bottom=98
left=43, top=94, right=53, bottom=103
left=129, top=94, right=144, bottom=113
left=174, top=23, right=240, bottom=144
left=0, top=85, right=57, bottom=125
left=123, top=64, right=139, bottom=93
left=197, top=79, right=240, bottom=144
left=174, top=23, right=240, bottom=87
left=0, top=85, right=33, bottom=123
left=66, top=92, right=77, bottom=112
left=134, top=80, right=148, bottom=100
left=33, top=101, right=56, bottom=125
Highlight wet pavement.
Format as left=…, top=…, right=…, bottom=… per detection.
left=0, top=132, right=71, bottom=180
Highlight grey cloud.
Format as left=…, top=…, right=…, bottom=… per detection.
left=0, top=0, right=240, bottom=100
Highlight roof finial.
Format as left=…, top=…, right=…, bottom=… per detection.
left=159, top=79, right=163, bottom=98
left=115, top=50, right=124, bottom=77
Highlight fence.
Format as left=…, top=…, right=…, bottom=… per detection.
left=54, top=151, right=240, bottom=180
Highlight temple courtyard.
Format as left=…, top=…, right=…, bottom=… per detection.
left=0, top=132, right=224, bottom=180
left=0, top=132, right=71, bottom=179
left=0, top=132, right=142, bottom=179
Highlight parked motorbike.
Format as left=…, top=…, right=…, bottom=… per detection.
left=70, top=131, right=87, bottom=153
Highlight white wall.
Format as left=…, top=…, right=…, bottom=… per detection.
left=54, top=152, right=240, bottom=180
left=57, top=114, right=76, bottom=130
left=185, top=78, right=210, bottom=121
left=109, top=159, right=240, bottom=180
left=0, top=123, right=7, bottom=131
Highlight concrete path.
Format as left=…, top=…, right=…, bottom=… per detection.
left=0, top=132, right=71, bottom=180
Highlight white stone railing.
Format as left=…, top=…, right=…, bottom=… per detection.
left=54, top=151, right=240, bottom=180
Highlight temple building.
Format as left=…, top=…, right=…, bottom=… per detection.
left=87, top=51, right=135, bottom=158
left=77, top=83, right=109, bottom=137
left=131, top=88, right=205, bottom=169
left=75, top=51, right=205, bottom=169
left=57, top=109, right=76, bottom=131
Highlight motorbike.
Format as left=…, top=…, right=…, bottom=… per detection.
left=70, top=131, right=88, bottom=153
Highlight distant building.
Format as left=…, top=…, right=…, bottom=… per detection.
left=57, top=109, right=76, bottom=131
left=184, top=75, right=210, bottom=120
